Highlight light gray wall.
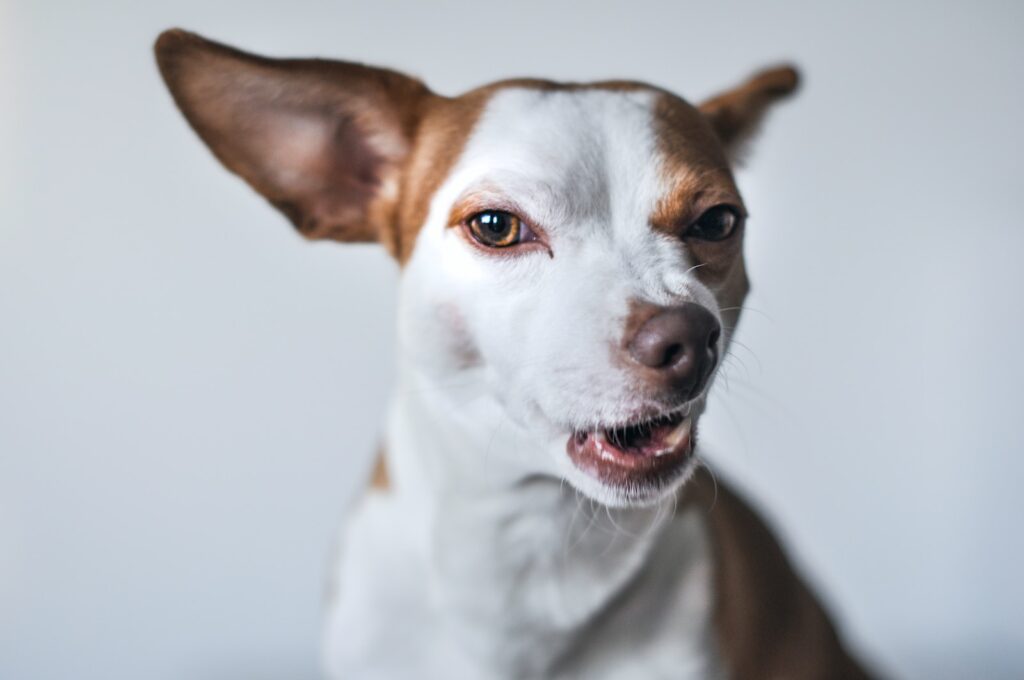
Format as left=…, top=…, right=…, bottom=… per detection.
left=2, top=1, right=1021, bottom=678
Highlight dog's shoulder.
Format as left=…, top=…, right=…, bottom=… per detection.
left=683, top=468, right=877, bottom=679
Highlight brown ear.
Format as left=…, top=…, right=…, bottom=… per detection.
left=154, top=29, right=432, bottom=243
left=699, top=65, right=800, bottom=161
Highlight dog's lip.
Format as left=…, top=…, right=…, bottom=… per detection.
left=565, top=410, right=695, bottom=484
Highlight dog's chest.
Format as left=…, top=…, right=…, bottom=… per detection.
left=324, top=491, right=724, bottom=679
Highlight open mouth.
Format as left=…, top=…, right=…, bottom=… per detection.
left=566, top=410, right=696, bottom=489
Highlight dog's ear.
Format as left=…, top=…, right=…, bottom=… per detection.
left=699, top=65, right=799, bottom=162
left=154, top=29, right=432, bottom=244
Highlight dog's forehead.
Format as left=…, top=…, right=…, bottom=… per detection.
left=455, top=83, right=730, bottom=190
left=397, top=81, right=737, bottom=260
left=447, top=87, right=657, bottom=232
left=468, top=86, right=657, bottom=162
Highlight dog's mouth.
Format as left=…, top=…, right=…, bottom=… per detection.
left=566, top=410, right=696, bottom=490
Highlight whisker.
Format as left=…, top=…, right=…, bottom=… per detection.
left=696, top=458, right=720, bottom=513
left=683, top=262, right=710, bottom=277
left=718, top=305, right=775, bottom=323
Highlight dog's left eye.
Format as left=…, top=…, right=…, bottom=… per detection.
left=466, top=210, right=535, bottom=248
left=683, top=205, right=742, bottom=242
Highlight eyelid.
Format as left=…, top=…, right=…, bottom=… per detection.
left=691, top=203, right=741, bottom=224
left=446, top=185, right=549, bottom=229
left=517, top=218, right=539, bottom=242
left=451, top=195, right=520, bottom=225
left=694, top=202, right=744, bottom=222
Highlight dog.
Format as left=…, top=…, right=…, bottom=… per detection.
left=155, top=29, right=875, bottom=679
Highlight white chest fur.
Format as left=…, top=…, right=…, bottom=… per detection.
left=322, top=382, right=724, bottom=680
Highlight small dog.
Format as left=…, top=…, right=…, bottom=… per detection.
left=156, top=29, right=875, bottom=679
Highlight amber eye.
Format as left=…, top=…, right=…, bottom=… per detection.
left=466, top=210, right=527, bottom=248
left=684, top=205, right=742, bottom=242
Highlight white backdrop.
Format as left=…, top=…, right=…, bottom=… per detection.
left=2, top=1, right=1022, bottom=678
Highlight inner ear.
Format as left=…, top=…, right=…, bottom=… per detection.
left=699, top=65, right=800, bottom=161
left=154, top=29, right=433, bottom=244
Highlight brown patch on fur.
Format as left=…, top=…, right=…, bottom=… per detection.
left=390, top=91, right=493, bottom=261
left=647, top=66, right=798, bottom=333
left=155, top=29, right=432, bottom=245
left=369, top=446, right=390, bottom=491
left=699, top=65, right=800, bottom=154
left=154, top=29, right=501, bottom=263
left=682, top=468, right=877, bottom=679
left=649, top=93, right=740, bottom=236
left=651, top=93, right=750, bottom=329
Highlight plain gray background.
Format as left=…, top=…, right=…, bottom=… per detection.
left=2, top=1, right=1022, bottom=678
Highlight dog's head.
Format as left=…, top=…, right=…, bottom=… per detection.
left=156, top=30, right=798, bottom=507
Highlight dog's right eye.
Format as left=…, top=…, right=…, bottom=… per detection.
left=683, top=205, right=742, bottom=242
left=466, top=210, right=536, bottom=248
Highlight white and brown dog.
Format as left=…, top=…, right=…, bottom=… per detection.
left=156, top=29, right=875, bottom=680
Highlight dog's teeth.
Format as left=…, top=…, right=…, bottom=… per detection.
left=663, top=418, right=692, bottom=448
left=596, top=437, right=620, bottom=461
left=592, top=430, right=618, bottom=461
left=650, top=419, right=692, bottom=457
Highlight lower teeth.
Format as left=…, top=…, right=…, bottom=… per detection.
left=663, top=418, right=691, bottom=448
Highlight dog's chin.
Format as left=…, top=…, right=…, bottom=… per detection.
left=561, top=409, right=699, bottom=508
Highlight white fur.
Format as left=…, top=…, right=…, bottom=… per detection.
left=325, top=88, right=726, bottom=678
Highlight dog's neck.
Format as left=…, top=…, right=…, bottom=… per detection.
left=385, top=361, right=716, bottom=677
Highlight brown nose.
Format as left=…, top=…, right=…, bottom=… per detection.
left=627, top=303, right=721, bottom=398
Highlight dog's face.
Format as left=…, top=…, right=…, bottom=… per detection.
left=399, top=86, right=755, bottom=506
left=156, top=30, right=798, bottom=506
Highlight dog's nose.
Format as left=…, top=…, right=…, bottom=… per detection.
left=627, top=303, right=721, bottom=398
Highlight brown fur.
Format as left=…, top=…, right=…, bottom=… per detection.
left=392, top=91, right=492, bottom=261
left=650, top=91, right=751, bottom=336
left=154, top=29, right=433, bottom=246
left=684, top=469, right=876, bottom=679
left=699, top=66, right=800, bottom=156
left=369, top=448, right=390, bottom=491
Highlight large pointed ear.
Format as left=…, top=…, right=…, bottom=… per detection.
left=699, top=65, right=800, bottom=162
left=154, top=29, right=433, bottom=244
